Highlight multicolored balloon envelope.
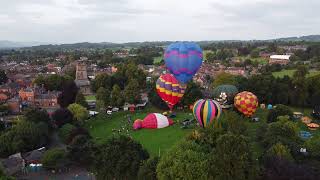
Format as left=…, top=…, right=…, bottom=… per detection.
left=234, top=91, right=259, bottom=117
left=156, top=73, right=186, bottom=110
left=193, top=99, right=222, bottom=128
left=133, top=113, right=174, bottom=130
left=164, top=42, right=203, bottom=84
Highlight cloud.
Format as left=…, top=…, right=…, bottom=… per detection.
left=0, top=0, right=319, bottom=43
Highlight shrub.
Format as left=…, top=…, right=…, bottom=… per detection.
left=42, top=148, right=68, bottom=170
left=58, top=124, right=76, bottom=144
left=267, top=104, right=293, bottom=123
left=138, top=157, right=159, bottom=180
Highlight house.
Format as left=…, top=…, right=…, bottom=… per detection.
left=269, top=55, right=291, bottom=65
left=1, top=153, right=25, bottom=176
left=225, top=67, right=246, bottom=76
left=23, top=147, right=46, bottom=165
left=18, top=86, right=60, bottom=110
left=7, top=97, right=21, bottom=114
left=0, top=93, right=9, bottom=102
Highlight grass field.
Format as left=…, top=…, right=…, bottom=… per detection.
left=236, top=56, right=268, bottom=65
left=85, top=95, right=96, bottom=101
left=85, top=107, right=194, bottom=156
left=272, top=70, right=320, bottom=78
left=85, top=105, right=320, bottom=158
left=153, top=56, right=163, bottom=64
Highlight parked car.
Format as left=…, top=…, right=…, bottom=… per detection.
left=112, top=107, right=119, bottom=112
left=107, top=110, right=112, bottom=115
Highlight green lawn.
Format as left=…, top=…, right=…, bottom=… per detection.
left=153, top=56, right=163, bottom=64
left=272, top=70, right=320, bottom=78
left=85, top=95, right=96, bottom=101
left=236, top=56, right=268, bottom=65
left=85, top=105, right=320, bottom=158
left=85, top=107, right=194, bottom=156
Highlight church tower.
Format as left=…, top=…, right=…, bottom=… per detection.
left=75, top=62, right=91, bottom=95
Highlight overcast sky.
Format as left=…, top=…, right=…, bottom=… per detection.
left=0, top=0, right=319, bottom=43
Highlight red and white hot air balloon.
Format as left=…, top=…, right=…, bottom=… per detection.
left=132, top=113, right=174, bottom=130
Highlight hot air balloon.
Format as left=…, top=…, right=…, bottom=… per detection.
left=133, top=119, right=142, bottom=130
left=156, top=73, right=186, bottom=111
left=133, top=113, right=174, bottom=130
left=164, top=42, right=203, bottom=84
left=234, top=91, right=258, bottom=117
left=212, top=85, right=238, bottom=108
left=193, top=99, right=222, bottom=128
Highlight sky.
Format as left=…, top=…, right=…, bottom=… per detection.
left=0, top=0, right=319, bottom=43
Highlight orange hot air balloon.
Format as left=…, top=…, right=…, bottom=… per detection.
left=156, top=73, right=186, bottom=111
left=234, top=91, right=258, bottom=117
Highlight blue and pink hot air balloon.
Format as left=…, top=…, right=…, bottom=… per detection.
left=164, top=42, right=203, bottom=84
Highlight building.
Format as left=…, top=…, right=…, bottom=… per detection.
left=75, top=62, right=91, bottom=95
left=225, top=67, right=246, bottom=76
left=7, top=97, right=21, bottom=114
left=269, top=55, right=291, bottom=65
left=18, top=86, right=60, bottom=110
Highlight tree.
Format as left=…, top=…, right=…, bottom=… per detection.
left=157, top=140, right=210, bottom=180
left=91, top=73, right=113, bottom=92
left=267, top=104, right=293, bottom=123
left=110, top=85, right=124, bottom=107
left=52, top=108, right=74, bottom=128
left=212, top=72, right=237, bottom=88
left=58, top=81, right=78, bottom=108
left=75, top=92, right=88, bottom=108
left=0, top=121, right=49, bottom=158
left=250, top=48, right=260, bottom=58
left=179, top=81, right=203, bottom=106
left=24, top=108, right=50, bottom=124
left=0, top=70, right=8, bottom=85
left=263, top=117, right=302, bottom=155
left=138, top=157, right=159, bottom=180
left=96, top=87, right=110, bottom=106
left=262, top=156, right=318, bottom=180
left=223, top=111, right=248, bottom=135
left=265, top=143, right=293, bottom=161
left=42, top=148, right=68, bottom=170
left=93, top=136, right=149, bottom=179
left=0, top=163, right=14, bottom=180
left=68, top=135, right=95, bottom=166
left=67, top=103, right=89, bottom=123
left=33, top=74, right=72, bottom=91
left=58, top=123, right=77, bottom=144
left=305, top=136, right=320, bottom=158
left=124, top=79, right=140, bottom=104
left=292, top=65, right=309, bottom=107
left=212, top=133, right=256, bottom=180
left=95, top=100, right=106, bottom=112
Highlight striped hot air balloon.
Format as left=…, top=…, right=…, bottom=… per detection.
left=164, top=42, right=203, bottom=84
left=156, top=73, right=186, bottom=111
left=193, top=99, right=222, bottom=128
left=234, top=91, right=259, bottom=117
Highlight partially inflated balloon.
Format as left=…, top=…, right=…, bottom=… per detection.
left=134, top=113, right=174, bottom=129
left=164, top=42, right=203, bottom=84
left=234, top=91, right=258, bottom=117
left=193, top=99, right=222, bottom=128
left=156, top=73, right=186, bottom=110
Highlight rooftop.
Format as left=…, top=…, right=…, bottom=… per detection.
left=270, top=55, right=291, bottom=60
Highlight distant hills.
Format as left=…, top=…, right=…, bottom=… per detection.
left=273, top=35, right=320, bottom=42
left=0, top=40, right=48, bottom=49
left=1, top=35, right=320, bottom=49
